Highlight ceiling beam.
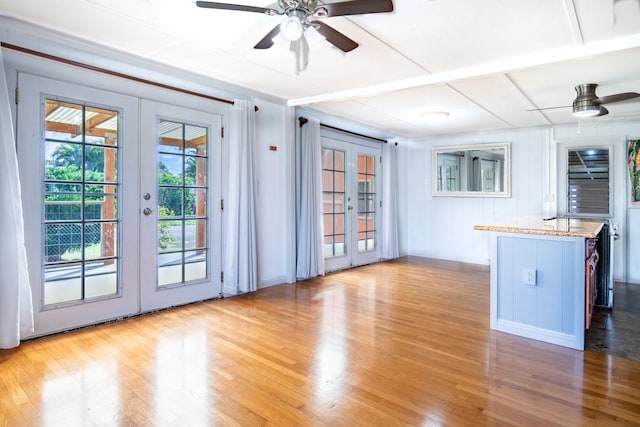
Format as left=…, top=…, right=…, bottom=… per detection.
left=563, top=0, right=584, bottom=46
left=288, top=33, right=640, bottom=107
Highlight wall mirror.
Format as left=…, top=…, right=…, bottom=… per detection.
left=432, top=142, right=511, bottom=197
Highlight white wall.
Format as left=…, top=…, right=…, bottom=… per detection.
left=254, top=98, right=296, bottom=287
left=401, top=127, right=547, bottom=265
left=400, top=120, right=640, bottom=283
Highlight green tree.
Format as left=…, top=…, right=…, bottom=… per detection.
left=158, top=160, right=183, bottom=217
left=51, top=142, right=105, bottom=171
left=157, top=160, right=197, bottom=217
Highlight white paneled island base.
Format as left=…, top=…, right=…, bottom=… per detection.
left=475, top=218, right=605, bottom=350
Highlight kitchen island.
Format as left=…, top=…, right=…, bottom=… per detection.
left=474, top=218, right=605, bottom=350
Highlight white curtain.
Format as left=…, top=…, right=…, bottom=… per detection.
left=296, top=118, right=324, bottom=279
left=0, top=49, right=34, bottom=348
left=224, top=100, right=258, bottom=295
left=381, top=140, right=399, bottom=260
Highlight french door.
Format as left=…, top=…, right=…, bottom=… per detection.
left=321, top=134, right=381, bottom=272
left=139, top=100, right=222, bottom=311
left=17, top=74, right=222, bottom=337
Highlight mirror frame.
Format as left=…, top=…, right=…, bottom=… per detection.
left=432, top=142, right=511, bottom=198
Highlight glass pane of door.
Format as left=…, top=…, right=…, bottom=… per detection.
left=156, top=120, right=208, bottom=287
left=350, top=146, right=381, bottom=267
left=43, top=99, right=120, bottom=305
left=322, top=148, right=346, bottom=258
left=357, top=153, right=376, bottom=253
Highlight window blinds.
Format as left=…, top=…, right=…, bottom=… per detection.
left=567, top=148, right=610, bottom=215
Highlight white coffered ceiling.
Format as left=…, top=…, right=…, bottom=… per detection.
left=1, top=0, right=639, bottom=137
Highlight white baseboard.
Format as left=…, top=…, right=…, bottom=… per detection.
left=494, top=319, right=583, bottom=350
left=259, top=276, right=287, bottom=289
left=405, top=251, right=490, bottom=266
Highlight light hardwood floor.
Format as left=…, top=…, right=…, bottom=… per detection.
left=1, top=256, right=639, bottom=426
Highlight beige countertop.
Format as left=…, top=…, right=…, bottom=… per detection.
left=473, top=217, right=605, bottom=238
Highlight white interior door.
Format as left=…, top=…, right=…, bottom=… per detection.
left=18, top=74, right=139, bottom=337
left=139, top=100, right=222, bottom=311
left=322, top=134, right=381, bottom=272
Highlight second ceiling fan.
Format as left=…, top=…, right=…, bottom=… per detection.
left=531, top=84, right=640, bottom=118
left=196, top=0, right=394, bottom=72
left=572, top=83, right=640, bottom=117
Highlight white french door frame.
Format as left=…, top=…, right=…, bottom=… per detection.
left=321, top=129, right=382, bottom=272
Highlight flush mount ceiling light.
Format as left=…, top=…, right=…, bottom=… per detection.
left=196, top=0, right=394, bottom=73
left=420, top=111, right=450, bottom=122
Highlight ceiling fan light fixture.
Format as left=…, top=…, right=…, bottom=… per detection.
left=196, top=0, right=396, bottom=74
left=280, top=15, right=304, bottom=41
left=573, top=105, right=601, bottom=118
left=313, top=6, right=328, bottom=17
left=572, top=83, right=601, bottom=118
left=304, top=25, right=326, bottom=49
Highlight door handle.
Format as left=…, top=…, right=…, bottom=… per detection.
left=347, top=206, right=353, bottom=210
left=143, top=207, right=153, bottom=216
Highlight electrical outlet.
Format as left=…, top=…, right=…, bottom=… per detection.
left=523, top=268, right=536, bottom=286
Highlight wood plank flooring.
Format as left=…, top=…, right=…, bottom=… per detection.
left=1, top=256, right=639, bottom=426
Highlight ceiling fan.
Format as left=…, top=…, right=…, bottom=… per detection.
left=572, top=84, right=640, bottom=117
left=532, top=84, right=640, bottom=118
left=196, top=0, right=394, bottom=73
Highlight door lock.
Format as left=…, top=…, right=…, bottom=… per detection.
left=143, top=193, right=151, bottom=200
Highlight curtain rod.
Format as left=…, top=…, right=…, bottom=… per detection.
left=1, top=42, right=258, bottom=112
left=298, top=116, right=388, bottom=143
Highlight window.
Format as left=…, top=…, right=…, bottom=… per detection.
left=567, top=148, right=610, bottom=216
